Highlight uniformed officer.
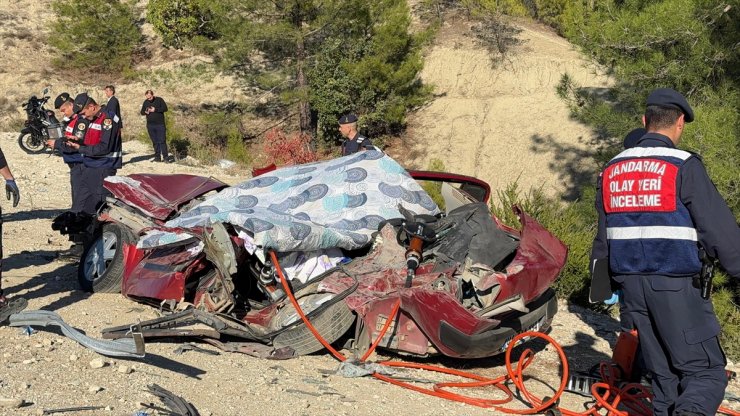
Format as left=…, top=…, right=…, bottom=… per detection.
left=591, top=88, right=740, bottom=416
left=46, top=93, right=95, bottom=258
left=0, top=146, right=20, bottom=310
left=53, top=92, right=74, bottom=125
left=47, top=92, right=90, bottom=214
left=65, top=93, right=122, bottom=215
left=338, top=114, right=373, bottom=156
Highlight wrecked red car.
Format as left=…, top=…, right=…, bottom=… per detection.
left=90, top=151, right=567, bottom=359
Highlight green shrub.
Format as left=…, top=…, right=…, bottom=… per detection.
left=490, top=181, right=597, bottom=303
left=146, top=0, right=219, bottom=49
left=536, top=0, right=740, bottom=359
left=196, top=111, right=242, bottom=149
left=419, top=158, right=447, bottom=211
left=50, top=0, right=142, bottom=74
left=713, top=284, right=740, bottom=360
left=139, top=64, right=217, bottom=90
left=225, top=132, right=252, bottom=166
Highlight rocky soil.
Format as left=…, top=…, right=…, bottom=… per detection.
left=0, top=136, right=737, bottom=416
left=0, top=1, right=738, bottom=415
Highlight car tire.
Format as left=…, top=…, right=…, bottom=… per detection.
left=272, top=298, right=355, bottom=356
left=78, top=222, right=134, bottom=293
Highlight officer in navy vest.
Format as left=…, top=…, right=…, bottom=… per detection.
left=338, top=114, right=373, bottom=156
left=591, top=88, right=740, bottom=416
left=48, top=92, right=90, bottom=214
left=66, top=93, right=122, bottom=215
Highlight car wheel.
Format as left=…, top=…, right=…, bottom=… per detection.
left=272, top=294, right=355, bottom=356
left=18, top=131, right=46, bottom=154
left=78, top=223, right=134, bottom=293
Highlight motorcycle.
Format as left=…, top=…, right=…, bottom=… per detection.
left=19, top=88, right=63, bottom=154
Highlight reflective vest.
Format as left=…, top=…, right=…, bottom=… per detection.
left=82, top=112, right=122, bottom=169
left=83, top=112, right=107, bottom=146
left=602, top=146, right=701, bottom=276
left=61, top=114, right=83, bottom=164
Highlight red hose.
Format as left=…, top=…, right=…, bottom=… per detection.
left=269, top=251, right=740, bottom=415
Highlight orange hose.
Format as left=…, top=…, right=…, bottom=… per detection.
left=268, top=251, right=740, bottom=416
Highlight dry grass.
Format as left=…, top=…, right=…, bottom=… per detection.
left=9, top=28, right=34, bottom=41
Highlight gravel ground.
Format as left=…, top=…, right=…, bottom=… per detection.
left=0, top=134, right=738, bottom=416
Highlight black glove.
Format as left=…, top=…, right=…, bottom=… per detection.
left=5, top=179, right=19, bottom=207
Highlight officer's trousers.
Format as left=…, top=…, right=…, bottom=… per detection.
left=146, top=124, right=168, bottom=159
left=69, top=163, right=83, bottom=213
left=616, top=274, right=727, bottom=416
left=79, top=166, right=117, bottom=215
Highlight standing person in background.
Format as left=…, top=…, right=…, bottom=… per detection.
left=140, top=89, right=170, bottom=163
left=338, top=114, right=373, bottom=156
left=0, top=146, right=20, bottom=310
left=103, top=85, right=122, bottom=130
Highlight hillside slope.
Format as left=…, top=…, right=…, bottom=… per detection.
left=394, top=18, right=611, bottom=198
left=1, top=1, right=608, bottom=198
left=0, top=0, right=246, bottom=139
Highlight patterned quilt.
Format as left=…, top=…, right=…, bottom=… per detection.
left=137, top=150, right=440, bottom=253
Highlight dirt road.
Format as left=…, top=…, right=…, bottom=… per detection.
left=0, top=134, right=737, bottom=415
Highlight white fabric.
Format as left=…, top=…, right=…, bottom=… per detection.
left=275, top=249, right=345, bottom=284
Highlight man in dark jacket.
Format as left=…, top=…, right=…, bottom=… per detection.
left=103, top=85, right=122, bottom=129
left=140, top=89, right=170, bottom=162
left=590, top=88, right=740, bottom=416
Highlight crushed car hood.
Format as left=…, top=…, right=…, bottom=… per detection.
left=104, top=174, right=228, bottom=220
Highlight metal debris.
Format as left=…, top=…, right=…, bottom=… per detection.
left=143, top=383, right=199, bottom=416
left=0, top=297, right=27, bottom=324
left=9, top=310, right=145, bottom=358
left=173, top=343, right=220, bottom=356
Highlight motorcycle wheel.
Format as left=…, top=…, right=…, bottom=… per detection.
left=18, top=131, right=47, bottom=154
left=272, top=294, right=355, bottom=356
left=78, top=222, right=134, bottom=293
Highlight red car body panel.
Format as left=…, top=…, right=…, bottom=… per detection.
left=112, top=169, right=567, bottom=359
left=316, top=208, right=566, bottom=358
left=104, top=174, right=227, bottom=221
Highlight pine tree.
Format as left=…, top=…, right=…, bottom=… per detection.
left=146, top=0, right=431, bottom=138
left=50, top=0, right=142, bottom=74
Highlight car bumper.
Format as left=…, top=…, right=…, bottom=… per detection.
left=438, top=288, right=558, bottom=358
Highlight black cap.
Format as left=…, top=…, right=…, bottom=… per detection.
left=54, top=92, right=72, bottom=109
left=73, top=93, right=92, bottom=114
left=623, top=127, right=647, bottom=149
left=646, top=88, right=694, bottom=123
left=338, top=114, right=358, bottom=124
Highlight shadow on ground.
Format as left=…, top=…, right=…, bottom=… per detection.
left=4, top=257, right=87, bottom=312
left=3, top=208, right=64, bottom=222
left=528, top=133, right=612, bottom=201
